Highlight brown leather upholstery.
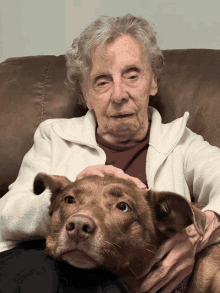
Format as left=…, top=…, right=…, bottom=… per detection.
left=154, top=49, right=220, bottom=146
left=0, top=49, right=220, bottom=198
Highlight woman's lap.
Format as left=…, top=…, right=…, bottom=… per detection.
left=0, top=248, right=128, bottom=293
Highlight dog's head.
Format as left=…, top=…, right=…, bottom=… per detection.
left=34, top=173, right=206, bottom=276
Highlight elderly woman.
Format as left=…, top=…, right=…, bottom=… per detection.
left=1, top=14, right=220, bottom=293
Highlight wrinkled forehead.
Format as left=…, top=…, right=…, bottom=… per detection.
left=90, top=35, right=149, bottom=70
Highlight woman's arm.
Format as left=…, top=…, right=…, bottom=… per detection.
left=138, top=130, right=220, bottom=293
left=0, top=121, right=53, bottom=251
left=184, top=128, right=220, bottom=214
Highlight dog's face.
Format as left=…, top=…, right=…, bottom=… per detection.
left=34, top=173, right=206, bottom=276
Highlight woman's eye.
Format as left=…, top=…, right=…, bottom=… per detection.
left=128, top=75, right=137, bottom=80
left=116, top=202, right=131, bottom=212
left=65, top=196, right=76, bottom=204
left=97, top=81, right=108, bottom=87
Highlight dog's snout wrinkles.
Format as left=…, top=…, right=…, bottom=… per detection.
left=66, top=215, right=96, bottom=242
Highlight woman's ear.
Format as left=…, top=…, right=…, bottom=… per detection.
left=82, top=83, right=92, bottom=109
left=82, top=88, right=88, bottom=106
left=149, top=74, right=158, bottom=96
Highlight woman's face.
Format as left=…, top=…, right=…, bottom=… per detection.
left=82, top=34, right=158, bottom=144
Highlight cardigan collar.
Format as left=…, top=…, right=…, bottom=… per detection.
left=52, top=107, right=189, bottom=155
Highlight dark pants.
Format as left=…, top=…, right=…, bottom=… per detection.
left=0, top=243, right=129, bottom=293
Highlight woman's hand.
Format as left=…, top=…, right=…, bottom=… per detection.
left=76, top=165, right=146, bottom=189
left=138, top=223, right=201, bottom=293
left=138, top=210, right=220, bottom=293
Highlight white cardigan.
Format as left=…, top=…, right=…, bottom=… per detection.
left=1, top=106, right=220, bottom=252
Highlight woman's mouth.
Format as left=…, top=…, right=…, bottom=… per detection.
left=111, top=113, right=134, bottom=120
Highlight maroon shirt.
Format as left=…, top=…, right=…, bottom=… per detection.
left=95, top=123, right=151, bottom=188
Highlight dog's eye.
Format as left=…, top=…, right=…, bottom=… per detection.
left=116, top=202, right=131, bottom=212
left=65, top=196, right=75, bottom=204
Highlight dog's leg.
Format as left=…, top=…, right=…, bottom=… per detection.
left=187, top=245, right=220, bottom=293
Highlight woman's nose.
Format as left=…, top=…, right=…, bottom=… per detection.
left=111, top=82, right=129, bottom=103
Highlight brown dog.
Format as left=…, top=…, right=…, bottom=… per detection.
left=34, top=173, right=220, bottom=293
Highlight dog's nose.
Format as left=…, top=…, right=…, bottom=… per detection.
left=66, top=215, right=96, bottom=242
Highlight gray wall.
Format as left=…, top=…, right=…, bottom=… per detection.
left=1, top=0, right=220, bottom=63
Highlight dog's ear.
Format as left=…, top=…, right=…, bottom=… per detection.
left=145, top=190, right=206, bottom=238
left=34, top=173, right=72, bottom=217
left=34, top=173, right=71, bottom=195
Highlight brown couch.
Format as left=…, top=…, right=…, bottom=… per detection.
left=1, top=49, right=220, bottom=198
